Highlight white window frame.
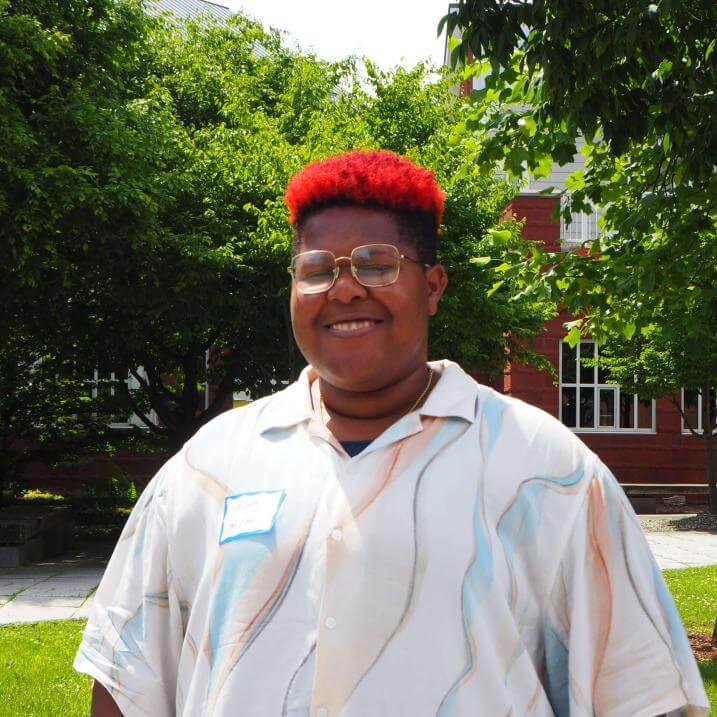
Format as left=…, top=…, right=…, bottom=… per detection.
left=89, top=367, right=154, bottom=429
left=559, top=340, right=656, bottom=434
left=681, top=387, right=717, bottom=435
left=560, top=199, right=602, bottom=249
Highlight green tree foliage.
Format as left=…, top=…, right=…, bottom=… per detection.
left=443, top=0, right=717, bottom=509
left=0, top=0, right=159, bottom=493
left=1, top=2, right=553, bottom=457
left=596, top=292, right=717, bottom=511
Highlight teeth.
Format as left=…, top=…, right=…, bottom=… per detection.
left=331, top=320, right=375, bottom=331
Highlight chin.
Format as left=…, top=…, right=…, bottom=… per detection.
left=318, top=359, right=392, bottom=393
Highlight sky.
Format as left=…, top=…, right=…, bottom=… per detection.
left=223, top=0, right=450, bottom=70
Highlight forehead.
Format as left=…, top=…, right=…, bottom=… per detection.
left=297, top=205, right=403, bottom=253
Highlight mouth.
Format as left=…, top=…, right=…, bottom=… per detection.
left=323, top=318, right=384, bottom=337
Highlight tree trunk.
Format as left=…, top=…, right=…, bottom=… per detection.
left=701, top=383, right=717, bottom=514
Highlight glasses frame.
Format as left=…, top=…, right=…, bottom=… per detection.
left=288, top=243, right=431, bottom=294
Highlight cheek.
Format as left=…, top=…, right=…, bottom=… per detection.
left=290, top=292, right=322, bottom=335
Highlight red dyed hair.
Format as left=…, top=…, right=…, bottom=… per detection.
left=284, top=150, right=445, bottom=229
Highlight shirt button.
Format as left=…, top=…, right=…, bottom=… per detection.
left=330, top=529, right=343, bottom=541
left=325, top=616, right=337, bottom=629
left=316, top=708, right=328, bottom=717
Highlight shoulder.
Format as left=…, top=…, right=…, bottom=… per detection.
left=474, top=386, right=596, bottom=509
left=182, top=391, right=280, bottom=480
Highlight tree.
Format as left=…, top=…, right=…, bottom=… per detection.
left=3, top=2, right=554, bottom=458
left=0, top=0, right=165, bottom=493
left=596, top=290, right=717, bottom=510
left=442, top=0, right=717, bottom=510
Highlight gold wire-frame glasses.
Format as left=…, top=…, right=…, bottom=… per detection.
left=288, top=243, right=430, bottom=294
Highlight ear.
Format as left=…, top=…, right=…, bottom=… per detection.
left=425, top=264, right=448, bottom=316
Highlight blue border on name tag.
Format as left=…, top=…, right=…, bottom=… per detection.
left=219, top=490, right=286, bottom=545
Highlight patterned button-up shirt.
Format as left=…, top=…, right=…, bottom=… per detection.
left=74, top=360, right=709, bottom=716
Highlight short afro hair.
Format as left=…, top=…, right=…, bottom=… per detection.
left=284, top=150, right=445, bottom=265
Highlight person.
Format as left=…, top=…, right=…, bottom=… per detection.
left=76, top=150, right=709, bottom=716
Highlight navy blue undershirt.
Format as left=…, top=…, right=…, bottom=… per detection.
left=340, top=440, right=372, bottom=457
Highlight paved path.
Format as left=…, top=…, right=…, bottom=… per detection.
left=1, top=531, right=716, bottom=625
left=645, top=530, right=717, bottom=569
left=0, top=542, right=110, bottom=626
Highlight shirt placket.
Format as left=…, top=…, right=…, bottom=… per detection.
left=309, top=441, right=362, bottom=717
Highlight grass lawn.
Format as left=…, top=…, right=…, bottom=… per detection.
left=0, top=619, right=90, bottom=716
left=0, top=567, right=715, bottom=715
left=663, top=564, right=717, bottom=632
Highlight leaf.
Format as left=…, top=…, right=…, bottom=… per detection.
left=565, top=325, right=582, bottom=347
left=487, top=228, right=513, bottom=241
left=486, top=280, right=505, bottom=297
left=654, top=59, right=673, bottom=79
left=706, top=38, right=716, bottom=61
left=622, top=322, right=637, bottom=340
left=533, top=155, right=553, bottom=179
left=469, top=256, right=492, bottom=266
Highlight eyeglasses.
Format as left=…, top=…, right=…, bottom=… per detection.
left=288, top=243, right=430, bottom=294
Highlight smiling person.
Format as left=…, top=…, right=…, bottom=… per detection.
left=76, top=151, right=708, bottom=716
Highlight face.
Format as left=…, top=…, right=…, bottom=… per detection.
left=290, top=205, right=448, bottom=392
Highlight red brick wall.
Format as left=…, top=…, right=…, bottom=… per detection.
left=504, top=196, right=711, bottom=486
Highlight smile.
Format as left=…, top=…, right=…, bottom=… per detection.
left=324, top=318, right=383, bottom=336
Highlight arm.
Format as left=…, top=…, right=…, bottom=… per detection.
left=545, top=458, right=709, bottom=716
left=91, top=681, right=123, bottom=717
left=74, top=458, right=184, bottom=716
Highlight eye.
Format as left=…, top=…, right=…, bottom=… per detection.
left=358, top=263, right=392, bottom=275
left=303, top=268, right=334, bottom=279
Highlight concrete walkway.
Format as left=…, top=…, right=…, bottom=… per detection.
left=0, top=542, right=109, bottom=626
left=645, top=530, right=717, bottom=570
left=1, top=531, right=717, bottom=625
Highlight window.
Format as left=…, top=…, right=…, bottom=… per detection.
left=560, top=204, right=602, bottom=247
left=681, top=388, right=717, bottom=434
left=559, top=341, right=655, bottom=432
left=88, top=366, right=149, bottom=429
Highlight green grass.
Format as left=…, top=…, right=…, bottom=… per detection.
left=0, top=619, right=91, bottom=716
left=0, top=567, right=715, bottom=715
left=701, top=660, right=717, bottom=711
left=664, top=564, right=717, bottom=632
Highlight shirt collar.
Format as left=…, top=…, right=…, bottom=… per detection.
left=256, top=366, right=316, bottom=435
left=419, top=359, right=480, bottom=423
left=256, top=359, right=480, bottom=436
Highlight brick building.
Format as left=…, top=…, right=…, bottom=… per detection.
left=499, top=195, right=709, bottom=491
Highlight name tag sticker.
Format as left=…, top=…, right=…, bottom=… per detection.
left=219, top=490, right=286, bottom=544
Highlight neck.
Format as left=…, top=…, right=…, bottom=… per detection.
left=316, top=363, right=432, bottom=441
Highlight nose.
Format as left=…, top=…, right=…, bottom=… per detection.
left=327, top=257, right=368, bottom=303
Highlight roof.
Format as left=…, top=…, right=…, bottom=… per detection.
left=147, top=0, right=233, bottom=22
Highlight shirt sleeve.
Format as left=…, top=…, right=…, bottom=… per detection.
left=73, top=455, right=184, bottom=717
left=543, top=454, right=710, bottom=717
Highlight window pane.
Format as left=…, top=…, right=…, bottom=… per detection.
left=579, top=342, right=595, bottom=384
left=599, top=388, right=616, bottom=427
left=561, top=342, right=576, bottom=383
left=597, top=361, right=608, bottom=384
left=561, top=387, right=576, bottom=427
left=620, top=392, right=635, bottom=429
left=580, top=387, right=595, bottom=428
left=683, top=389, right=699, bottom=431
left=637, top=397, right=653, bottom=429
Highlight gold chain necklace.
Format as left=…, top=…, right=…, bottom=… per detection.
left=318, top=366, right=434, bottom=425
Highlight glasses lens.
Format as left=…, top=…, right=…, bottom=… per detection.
left=292, top=251, right=336, bottom=293
left=352, top=244, right=400, bottom=287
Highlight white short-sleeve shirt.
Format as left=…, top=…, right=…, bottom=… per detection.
left=74, top=360, right=709, bottom=716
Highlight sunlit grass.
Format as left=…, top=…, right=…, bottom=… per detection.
left=0, top=619, right=90, bottom=716
left=664, top=564, right=717, bottom=633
